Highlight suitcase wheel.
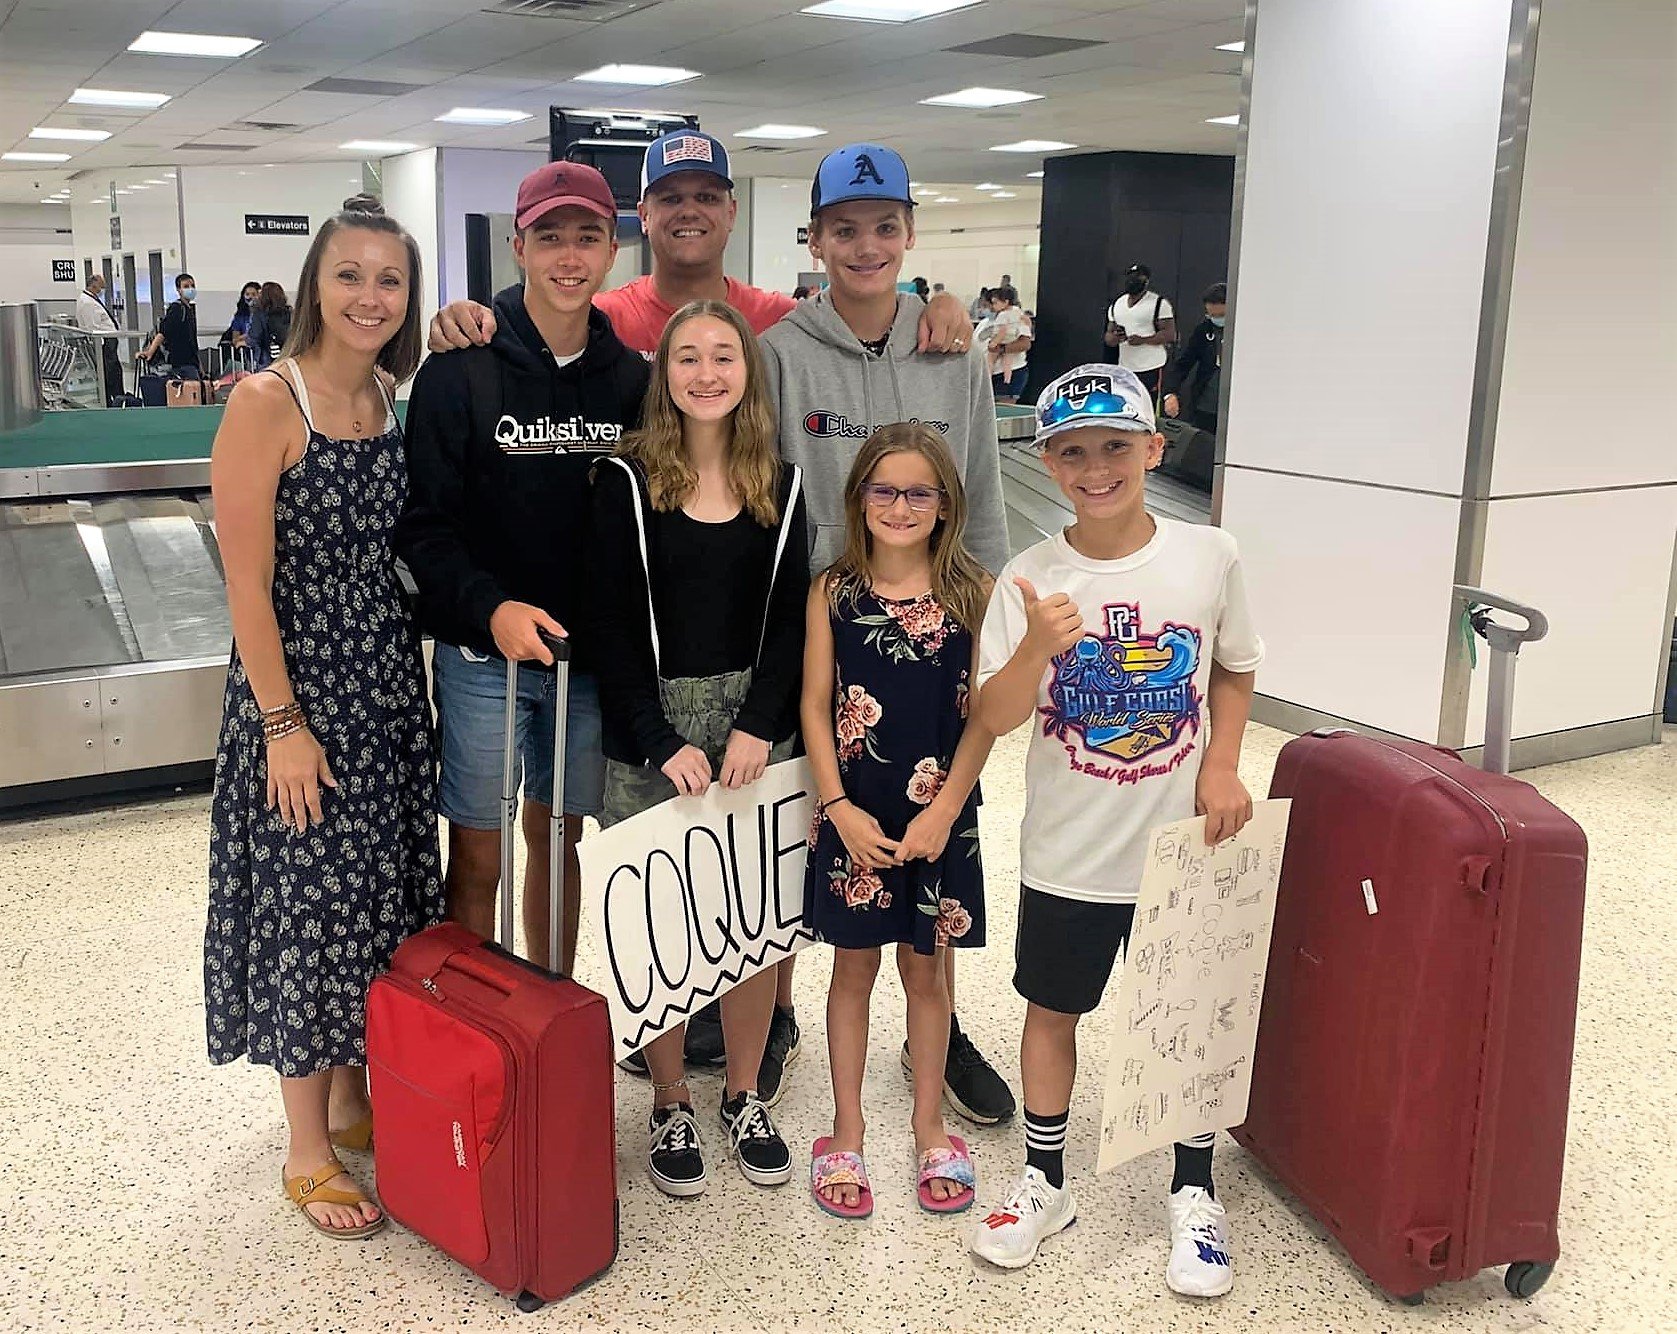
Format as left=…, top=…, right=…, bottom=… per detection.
left=1504, top=1261, right=1553, bottom=1299
left=1397, top=1293, right=1425, bottom=1307
left=515, top=1290, right=546, bottom=1314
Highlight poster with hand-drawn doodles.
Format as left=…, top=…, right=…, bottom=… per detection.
left=1096, top=799, right=1291, bottom=1173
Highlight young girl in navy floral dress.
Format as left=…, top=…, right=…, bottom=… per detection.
left=802, top=422, right=995, bottom=1219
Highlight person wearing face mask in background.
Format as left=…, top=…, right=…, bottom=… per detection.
left=1162, top=282, right=1227, bottom=434
left=141, top=273, right=203, bottom=379
left=1102, top=263, right=1175, bottom=406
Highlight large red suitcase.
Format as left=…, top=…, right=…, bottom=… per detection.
left=1232, top=589, right=1588, bottom=1304
left=367, top=634, right=617, bottom=1311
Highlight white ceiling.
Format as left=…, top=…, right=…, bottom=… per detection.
left=0, top=0, right=1245, bottom=207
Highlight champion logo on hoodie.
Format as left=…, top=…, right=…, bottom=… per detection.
left=802, top=410, right=950, bottom=439
left=492, top=412, right=624, bottom=453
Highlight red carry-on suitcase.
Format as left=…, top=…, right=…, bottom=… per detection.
left=366, top=632, right=617, bottom=1311
left=1233, top=587, right=1587, bottom=1305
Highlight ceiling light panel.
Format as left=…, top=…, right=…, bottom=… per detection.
left=573, top=65, right=701, bottom=86
left=989, top=139, right=1076, bottom=152
left=735, top=125, right=825, bottom=140
left=70, top=89, right=171, bottom=109
left=128, top=31, right=264, bottom=58
left=1218, top=41, right=1246, bottom=52
left=1205, top=115, right=1241, bottom=126
left=435, top=108, right=532, bottom=126
left=340, top=140, right=420, bottom=153
left=31, top=127, right=112, bottom=142
left=920, top=88, right=1042, bottom=109
left=803, top=0, right=983, bottom=21
left=4, top=152, right=73, bottom=162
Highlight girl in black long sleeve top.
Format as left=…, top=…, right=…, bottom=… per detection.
left=590, top=299, right=808, bottom=1197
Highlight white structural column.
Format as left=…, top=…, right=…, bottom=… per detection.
left=1218, top=0, right=1677, bottom=765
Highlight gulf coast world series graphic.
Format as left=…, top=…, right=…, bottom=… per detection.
left=1042, top=600, right=1204, bottom=784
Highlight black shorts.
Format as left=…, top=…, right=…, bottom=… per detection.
left=1012, top=885, right=1137, bottom=1015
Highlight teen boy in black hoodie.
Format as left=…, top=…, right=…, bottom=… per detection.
left=396, top=162, right=649, bottom=972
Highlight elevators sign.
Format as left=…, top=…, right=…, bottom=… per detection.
left=52, top=259, right=76, bottom=282
left=245, top=213, right=310, bottom=236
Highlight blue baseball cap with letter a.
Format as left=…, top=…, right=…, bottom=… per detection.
left=641, top=129, right=733, bottom=195
left=810, top=143, right=914, bottom=216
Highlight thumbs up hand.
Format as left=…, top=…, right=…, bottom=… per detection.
left=1015, top=576, right=1085, bottom=661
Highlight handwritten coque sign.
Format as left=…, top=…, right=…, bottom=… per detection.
left=579, top=760, right=816, bottom=1056
left=1096, top=799, right=1291, bottom=1173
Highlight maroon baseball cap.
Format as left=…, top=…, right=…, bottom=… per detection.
left=515, top=161, right=617, bottom=230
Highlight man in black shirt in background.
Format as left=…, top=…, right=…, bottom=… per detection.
left=141, top=273, right=201, bottom=378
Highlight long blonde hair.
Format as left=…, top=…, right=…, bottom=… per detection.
left=825, top=423, right=990, bottom=633
left=620, top=300, right=781, bottom=526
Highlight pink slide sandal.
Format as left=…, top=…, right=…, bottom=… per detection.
left=811, top=1138, right=874, bottom=1220
left=916, top=1135, right=976, bottom=1214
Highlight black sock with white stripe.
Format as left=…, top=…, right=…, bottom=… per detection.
left=1171, top=1132, right=1216, bottom=1197
left=1024, top=1107, right=1070, bottom=1189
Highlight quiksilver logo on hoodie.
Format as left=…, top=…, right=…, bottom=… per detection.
left=493, top=413, right=622, bottom=453
left=803, top=410, right=949, bottom=439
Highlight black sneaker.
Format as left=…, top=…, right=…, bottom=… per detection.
left=901, top=1015, right=1017, bottom=1126
left=719, top=1090, right=793, bottom=1187
left=618, top=1048, right=649, bottom=1077
left=684, top=1001, right=728, bottom=1066
left=757, top=1004, right=801, bottom=1107
left=648, top=1103, right=706, bottom=1197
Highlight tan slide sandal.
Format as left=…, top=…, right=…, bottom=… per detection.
left=282, top=1160, right=386, bottom=1240
left=330, top=1117, right=374, bottom=1153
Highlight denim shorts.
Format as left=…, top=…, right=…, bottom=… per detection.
left=432, top=640, right=605, bottom=826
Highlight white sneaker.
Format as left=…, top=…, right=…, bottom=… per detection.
left=969, top=1167, right=1076, bottom=1269
left=1166, top=1186, right=1234, bottom=1297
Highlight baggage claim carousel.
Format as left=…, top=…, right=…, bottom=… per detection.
left=0, top=404, right=1210, bottom=806
left=0, top=409, right=228, bottom=805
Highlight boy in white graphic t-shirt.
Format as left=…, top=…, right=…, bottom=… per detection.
left=967, top=364, right=1264, bottom=1297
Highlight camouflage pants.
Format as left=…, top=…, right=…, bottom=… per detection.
left=600, top=669, right=796, bottom=829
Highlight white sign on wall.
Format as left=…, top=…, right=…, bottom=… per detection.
left=1096, top=800, right=1291, bottom=1173
left=579, top=759, right=816, bottom=1057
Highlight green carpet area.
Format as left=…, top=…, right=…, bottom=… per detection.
left=0, top=402, right=415, bottom=470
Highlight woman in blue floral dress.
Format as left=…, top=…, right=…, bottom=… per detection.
left=205, top=198, right=443, bottom=1240
left=802, top=424, right=995, bottom=1217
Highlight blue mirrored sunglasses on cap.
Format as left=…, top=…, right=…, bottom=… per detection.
left=1037, top=389, right=1147, bottom=430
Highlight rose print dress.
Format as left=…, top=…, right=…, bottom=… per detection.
left=804, top=586, right=984, bottom=955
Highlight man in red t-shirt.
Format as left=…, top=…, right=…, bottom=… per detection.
left=427, top=130, right=971, bottom=356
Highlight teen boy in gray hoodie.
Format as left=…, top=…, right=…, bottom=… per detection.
left=759, top=143, right=1015, bottom=1127
left=760, top=147, right=1008, bottom=578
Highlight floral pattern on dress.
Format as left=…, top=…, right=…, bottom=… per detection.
left=835, top=678, right=885, bottom=763
left=804, top=585, right=984, bottom=957
left=855, top=590, right=955, bottom=663
left=906, top=757, right=947, bottom=806
left=827, top=857, right=886, bottom=910
left=204, top=393, right=443, bottom=1079
left=935, top=897, right=974, bottom=946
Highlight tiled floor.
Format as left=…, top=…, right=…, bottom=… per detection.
left=1, top=722, right=1671, bottom=1332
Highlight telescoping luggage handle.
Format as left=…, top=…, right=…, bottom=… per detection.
left=500, top=628, right=571, bottom=977
left=1454, top=585, right=1549, bottom=777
